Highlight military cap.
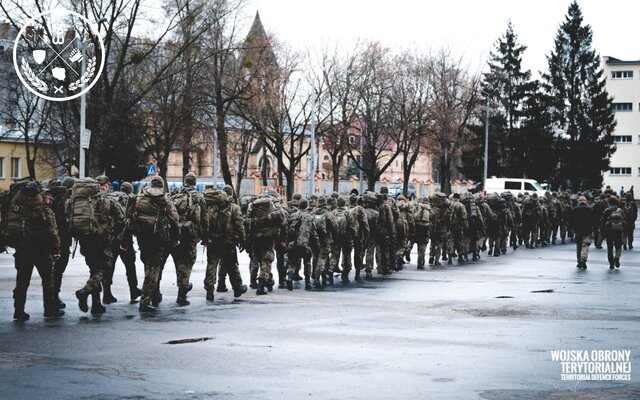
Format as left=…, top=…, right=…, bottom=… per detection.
left=317, top=196, right=327, bottom=206
left=327, top=196, right=337, bottom=206
left=121, top=182, right=134, bottom=194
left=421, top=196, right=429, bottom=204
left=184, top=172, right=197, bottom=186
left=96, top=175, right=110, bottom=185
left=150, top=176, right=165, bottom=189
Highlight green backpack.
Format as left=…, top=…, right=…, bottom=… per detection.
left=606, top=208, right=625, bottom=232
left=203, top=189, right=232, bottom=240
left=134, top=187, right=169, bottom=234
left=2, top=180, right=43, bottom=248
left=171, top=188, right=201, bottom=238
left=67, top=179, right=111, bottom=238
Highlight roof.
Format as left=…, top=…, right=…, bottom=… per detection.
left=0, top=127, right=53, bottom=144
left=604, top=56, right=640, bottom=66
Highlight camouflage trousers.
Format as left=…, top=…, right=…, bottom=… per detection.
left=574, top=233, right=591, bottom=263
left=605, top=230, right=623, bottom=266
left=79, top=238, right=113, bottom=292
left=13, top=245, right=56, bottom=312
left=353, top=238, right=366, bottom=275
left=204, top=243, right=243, bottom=291
left=104, top=237, right=138, bottom=290
left=559, top=219, right=568, bottom=241
left=624, top=224, right=635, bottom=249
left=313, top=238, right=332, bottom=278
left=375, top=235, right=394, bottom=274
left=364, top=239, right=376, bottom=272
left=163, top=238, right=198, bottom=290
left=286, top=246, right=313, bottom=278
left=429, top=230, right=446, bottom=263
left=138, top=236, right=168, bottom=306
left=416, top=239, right=429, bottom=268
left=53, top=235, right=72, bottom=295
left=330, top=240, right=353, bottom=273
left=446, top=230, right=465, bottom=257
left=251, top=238, right=275, bottom=281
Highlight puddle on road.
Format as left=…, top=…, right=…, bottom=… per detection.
left=531, top=289, right=554, bottom=293
left=495, top=296, right=514, bottom=299
left=164, top=337, right=213, bottom=345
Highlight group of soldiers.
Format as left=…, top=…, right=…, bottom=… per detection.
left=1, top=173, right=636, bottom=322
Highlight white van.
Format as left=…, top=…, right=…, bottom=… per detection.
left=484, top=177, right=547, bottom=197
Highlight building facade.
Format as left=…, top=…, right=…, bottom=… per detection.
left=603, top=56, right=640, bottom=196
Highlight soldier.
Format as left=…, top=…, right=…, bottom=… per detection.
left=503, top=192, right=521, bottom=251
left=399, top=196, right=415, bottom=266
left=446, top=193, right=468, bottom=264
left=349, top=194, right=370, bottom=280
left=375, top=192, right=396, bottom=274
left=45, top=179, right=72, bottom=309
left=546, top=193, right=560, bottom=244
left=428, top=192, right=449, bottom=266
left=285, top=199, right=319, bottom=290
left=413, top=197, right=432, bottom=269
left=592, top=193, right=607, bottom=249
left=622, top=192, right=637, bottom=250
left=329, top=197, right=355, bottom=282
left=70, top=177, right=125, bottom=314
left=558, top=192, right=572, bottom=244
left=133, top=176, right=180, bottom=312
left=600, top=196, right=626, bottom=269
left=570, top=196, right=594, bottom=269
left=102, top=179, right=141, bottom=304
left=361, top=192, right=380, bottom=278
left=163, top=173, right=203, bottom=306
left=287, top=192, right=302, bottom=213
left=476, top=194, right=493, bottom=253
left=521, top=193, right=539, bottom=248
left=3, top=179, right=64, bottom=321
left=201, top=189, right=247, bottom=301
left=266, top=190, right=289, bottom=289
left=217, top=184, right=245, bottom=292
left=311, top=196, right=335, bottom=287
left=537, top=196, right=550, bottom=247
left=245, top=195, right=282, bottom=295
left=461, top=193, right=484, bottom=262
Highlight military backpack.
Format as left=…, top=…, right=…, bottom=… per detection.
left=172, top=188, right=201, bottom=238
left=247, top=197, right=280, bottom=239
left=203, top=189, right=232, bottom=240
left=2, top=180, right=44, bottom=247
left=133, top=187, right=170, bottom=235
left=67, top=179, right=115, bottom=239
left=606, top=208, right=625, bottom=232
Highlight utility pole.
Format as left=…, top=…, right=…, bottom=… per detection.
left=358, top=132, right=364, bottom=194
left=483, top=95, right=490, bottom=191
left=309, top=89, right=316, bottom=195
left=79, top=40, right=86, bottom=178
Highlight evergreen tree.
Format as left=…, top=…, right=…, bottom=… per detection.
left=543, top=1, right=616, bottom=191
left=482, top=21, right=532, bottom=177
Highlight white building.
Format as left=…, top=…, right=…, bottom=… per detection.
left=603, top=56, right=640, bottom=197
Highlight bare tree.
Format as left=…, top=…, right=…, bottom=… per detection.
left=428, top=49, right=480, bottom=195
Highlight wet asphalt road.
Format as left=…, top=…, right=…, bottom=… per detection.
left=1, top=231, right=639, bottom=400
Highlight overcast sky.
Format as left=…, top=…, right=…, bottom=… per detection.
left=245, top=0, right=639, bottom=78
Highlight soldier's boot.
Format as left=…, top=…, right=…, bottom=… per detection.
left=326, top=270, right=334, bottom=285
left=216, top=281, right=228, bottom=293
left=13, top=294, right=29, bottom=321
left=206, top=288, right=214, bottom=302
left=152, top=291, right=163, bottom=307
left=365, top=270, right=373, bottom=278
left=249, top=268, right=258, bottom=289
left=615, top=257, right=620, bottom=269
left=286, top=272, right=294, bottom=291
left=278, top=274, right=287, bottom=289
left=267, top=274, right=275, bottom=292
left=488, top=247, right=493, bottom=256
left=91, top=292, right=106, bottom=315
left=75, top=288, right=90, bottom=313
left=233, top=284, right=248, bottom=298
left=305, top=276, right=312, bottom=290
left=395, top=257, right=403, bottom=271
left=405, top=249, right=411, bottom=263
left=313, top=274, right=322, bottom=289
left=43, top=286, right=65, bottom=318
left=103, top=284, right=117, bottom=304
left=55, top=293, right=66, bottom=310
left=256, top=279, right=268, bottom=295
left=176, top=287, right=190, bottom=306
left=130, top=287, right=142, bottom=303
left=447, top=254, right=454, bottom=265
left=472, top=251, right=479, bottom=262
left=341, top=270, right=350, bottom=283
left=139, top=303, right=156, bottom=312
left=355, top=267, right=362, bottom=281
left=458, top=254, right=464, bottom=263
left=494, top=250, right=500, bottom=257
left=428, top=256, right=434, bottom=265
left=442, top=253, right=448, bottom=261
left=292, top=271, right=303, bottom=281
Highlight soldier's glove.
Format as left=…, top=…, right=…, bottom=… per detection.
left=52, top=252, right=61, bottom=261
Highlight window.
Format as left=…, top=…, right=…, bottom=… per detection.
left=10, top=157, right=21, bottom=179
left=610, top=167, right=631, bottom=175
left=505, top=181, right=522, bottom=190
left=0, top=157, right=4, bottom=178
left=613, top=135, right=632, bottom=143
left=524, top=182, right=537, bottom=191
left=348, top=135, right=355, bottom=144
left=611, top=70, right=634, bottom=79
left=613, top=103, right=633, bottom=112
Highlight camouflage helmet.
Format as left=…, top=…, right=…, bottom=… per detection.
left=96, top=175, right=109, bottom=185
left=380, top=186, right=389, bottom=194
left=327, top=196, right=337, bottom=207
left=331, top=191, right=339, bottom=199
left=317, top=196, right=327, bottom=206
left=150, top=176, right=164, bottom=189
left=349, top=194, right=358, bottom=205
left=292, top=192, right=302, bottom=201
left=121, top=181, right=134, bottom=194
left=337, top=197, right=346, bottom=207
left=223, top=184, right=235, bottom=197
left=299, top=198, right=309, bottom=210
left=184, top=172, right=197, bottom=186
left=266, top=189, right=279, bottom=199
left=420, top=196, right=430, bottom=204
left=61, top=176, right=76, bottom=189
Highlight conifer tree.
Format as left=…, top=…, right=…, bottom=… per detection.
left=543, top=1, right=615, bottom=190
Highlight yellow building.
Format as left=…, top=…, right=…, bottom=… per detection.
left=0, top=131, right=56, bottom=190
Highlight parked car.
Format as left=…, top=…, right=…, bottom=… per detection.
left=484, top=177, right=547, bottom=197
left=389, top=183, right=416, bottom=200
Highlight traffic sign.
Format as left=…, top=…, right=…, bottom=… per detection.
left=147, top=164, right=156, bottom=176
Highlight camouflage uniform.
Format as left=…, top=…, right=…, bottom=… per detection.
left=622, top=193, right=637, bottom=249
left=485, top=194, right=504, bottom=256
left=592, top=194, right=607, bottom=249
left=570, top=198, right=594, bottom=269
left=521, top=194, right=540, bottom=248
left=461, top=193, right=484, bottom=262
left=134, top=177, right=180, bottom=311
left=246, top=196, right=283, bottom=294
left=45, top=179, right=72, bottom=309
left=429, top=192, right=450, bottom=266
left=398, top=196, right=415, bottom=267
left=162, top=174, right=203, bottom=306
left=375, top=193, right=396, bottom=275
left=537, top=196, right=550, bottom=247
left=349, top=195, right=370, bottom=280
left=362, top=192, right=380, bottom=278
left=413, top=198, right=432, bottom=269
left=601, top=198, right=626, bottom=268
left=201, top=190, right=246, bottom=300
left=312, top=197, right=336, bottom=287
left=217, top=184, right=245, bottom=291
left=285, top=199, right=319, bottom=290
left=329, top=197, right=355, bottom=282
left=8, top=181, right=63, bottom=320
left=445, top=194, right=468, bottom=264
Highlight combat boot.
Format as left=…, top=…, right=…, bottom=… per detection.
left=365, top=270, right=373, bottom=278
left=152, top=291, right=163, bottom=307
left=472, top=251, right=479, bottom=262
left=292, top=271, right=303, bottom=281
left=326, top=270, right=334, bottom=285
left=458, top=254, right=464, bottom=263
left=267, top=274, right=275, bottom=292
left=442, top=253, right=448, bottom=261
left=428, top=256, right=434, bottom=265
left=75, top=288, right=90, bottom=313
left=249, top=268, right=258, bottom=289
left=256, top=279, right=267, bottom=295
left=355, top=269, right=361, bottom=280
left=55, top=294, right=66, bottom=310
left=44, top=308, right=65, bottom=319
left=417, top=264, right=425, bottom=270
left=488, top=248, right=493, bottom=255
left=13, top=309, right=30, bottom=322
left=278, top=274, right=287, bottom=289
left=103, top=284, right=117, bottom=304
left=206, top=289, right=214, bottom=302
left=286, top=272, right=294, bottom=291
left=91, top=292, right=106, bottom=315
left=615, top=257, right=620, bottom=269
left=130, top=287, right=142, bottom=303
left=447, top=254, right=453, bottom=265
left=176, top=288, right=190, bottom=306
left=341, top=270, right=350, bottom=284
left=233, top=284, right=248, bottom=298
left=139, top=303, right=156, bottom=312
left=216, top=281, right=228, bottom=293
